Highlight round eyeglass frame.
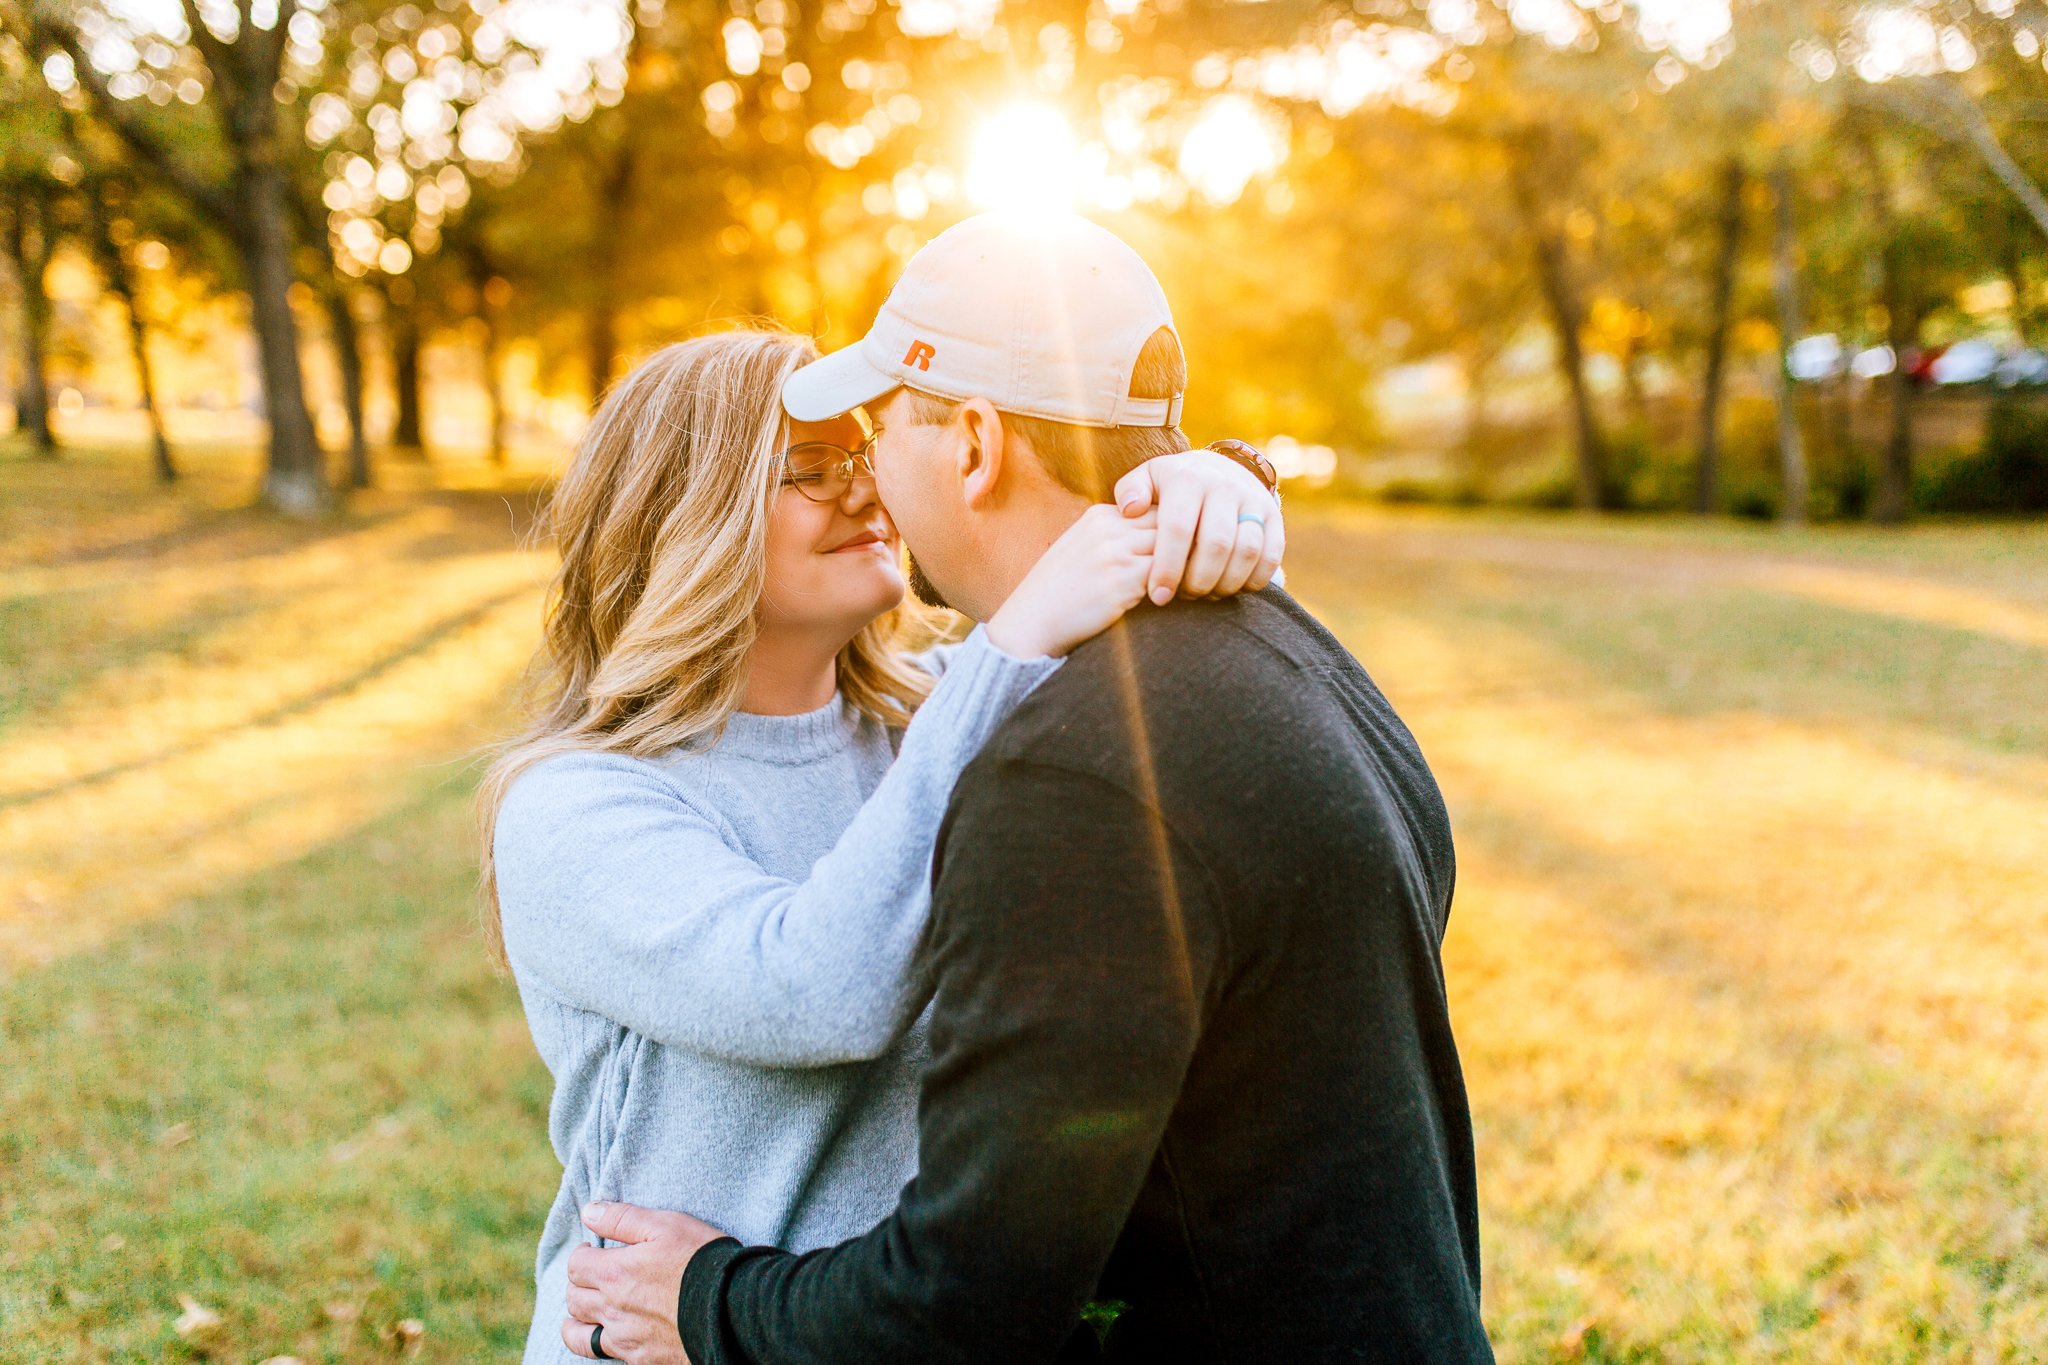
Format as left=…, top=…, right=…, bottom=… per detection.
left=779, top=436, right=878, bottom=503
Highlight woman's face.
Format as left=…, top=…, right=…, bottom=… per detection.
left=756, top=413, right=906, bottom=643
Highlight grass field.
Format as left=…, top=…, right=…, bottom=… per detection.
left=2, top=439, right=2044, bottom=1362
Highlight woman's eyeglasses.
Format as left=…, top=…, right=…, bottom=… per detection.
left=780, top=437, right=878, bottom=503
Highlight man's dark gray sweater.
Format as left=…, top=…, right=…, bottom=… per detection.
left=679, top=588, right=1494, bottom=1363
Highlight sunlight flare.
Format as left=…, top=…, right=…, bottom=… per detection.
left=966, top=103, right=1092, bottom=213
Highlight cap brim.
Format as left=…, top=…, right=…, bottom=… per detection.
left=782, top=343, right=898, bottom=423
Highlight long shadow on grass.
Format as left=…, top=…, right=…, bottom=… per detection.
left=1286, top=531, right=2048, bottom=772
left=0, top=584, right=300, bottom=743
left=0, top=767, right=554, bottom=1360
left=0, top=586, right=532, bottom=811
left=18, top=484, right=542, bottom=572
left=0, top=487, right=544, bottom=743
left=1440, top=790, right=2048, bottom=1356
left=1440, top=780, right=2045, bottom=1265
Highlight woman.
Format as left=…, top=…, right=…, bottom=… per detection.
left=481, top=327, right=1280, bottom=1364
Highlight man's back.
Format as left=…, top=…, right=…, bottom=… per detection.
left=942, top=587, right=1487, bottom=1362
left=682, top=590, right=1492, bottom=1365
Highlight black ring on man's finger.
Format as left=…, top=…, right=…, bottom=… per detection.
left=591, top=1323, right=613, bottom=1360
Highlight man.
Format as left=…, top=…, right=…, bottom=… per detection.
left=561, top=213, right=1493, bottom=1364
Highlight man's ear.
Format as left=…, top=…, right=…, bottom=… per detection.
left=954, top=398, right=1008, bottom=511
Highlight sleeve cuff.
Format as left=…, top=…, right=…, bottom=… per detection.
left=949, top=622, right=1063, bottom=682
left=676, top=1237, right=747, bottom=1365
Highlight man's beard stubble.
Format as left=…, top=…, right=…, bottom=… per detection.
left=905, top=551, right=956, bottom=613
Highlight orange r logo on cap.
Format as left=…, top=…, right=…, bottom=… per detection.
left=903, top=340, right=936, bottom=371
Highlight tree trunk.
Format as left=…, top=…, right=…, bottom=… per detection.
left=1695, top=157, right=1745, bottom=515
left=587, top=305, right=618, bottom=404
left=1875, top=264, right=1916, bottom=524
left=584, top=140, right=639, bottom=401
left=1619, top=334, right=1650, bottom=436
left=2000, top=209, right=2031, bottom=348
left=1538, top=244, right=1609, bottom=509
left=1507, top=153, right=1609, bottom=510
left=115, top=259, right=174, bottom=483
left=85, top=181, right=174, bottom=481
left=1462, top=350, right=1491, bottom=456
left=1768, top=161, right=1810, bottom=527
left=1459, top=345, right=1500, bottom=497
left=483, top=308, right=508, bottom=466
left=5, top=194, right=58, bottom=457
left=1854, top=116, right=1912, bottom=524
left=236, top=164, right=326, bottom=514
left=327, top=288, right=371, bottom=489
left=391, top=303, right=425, bottom=454
left=1830, top=370, right=1855, bottom=503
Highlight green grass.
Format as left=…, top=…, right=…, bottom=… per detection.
left=2, top=439, right=2045, bottom=1361
left=0, top=774, right=554, bottom=1362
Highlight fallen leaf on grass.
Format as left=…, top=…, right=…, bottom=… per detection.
left=323, top=1301, right=361, bottom=1323
left=1558, top=1315, right=1598, bottom=1354
left=173, top=1293, right=223, bottom=1341
left=381, top=1317, right=426, bottom=1355
left=99, top=1234, right=124, bottom=1253
left=156, top=1122, right=194, bottom=1149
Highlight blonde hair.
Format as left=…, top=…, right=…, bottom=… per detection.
left=477, top=326, right=940, bottom=964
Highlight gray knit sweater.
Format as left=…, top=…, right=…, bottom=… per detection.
left=493, top=627, right=1060, bottom=1364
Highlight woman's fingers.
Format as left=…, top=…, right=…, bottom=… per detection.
left=1212, top=513, right=1270, bottom=596
left=1249, top=505, right=1285, bottom=591
left=1181, top=496, right=1250, bottom=597
left=1146, top=483, right=1202, bottom=605
left=1112, top=461, right=1158, bottom=516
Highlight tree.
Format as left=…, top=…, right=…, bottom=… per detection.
left=1768, top=157, right=1811, bottom=526
left=0, top=178, right=56, bottom=455
left=1694, top=154, right=1745, bottom=514
left=0, top=16, right=62, bottom=455
left=34, top=0, right=326, bottom=511
left=80, top=168, right=174, bottom=480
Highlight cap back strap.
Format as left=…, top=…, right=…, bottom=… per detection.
left=1115, top=391, right=1185, bottom=429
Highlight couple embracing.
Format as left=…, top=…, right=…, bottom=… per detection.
left=482, top=213, right=1493, bottom=1364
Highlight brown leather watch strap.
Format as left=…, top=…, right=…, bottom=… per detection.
left=1205, top=439, right=1280, bottom=495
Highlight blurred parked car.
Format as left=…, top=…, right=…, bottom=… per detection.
left=1787, top=333, right=1845, bottom=382
left=1930, top=339, right=1999, bottom=385
left=1904, top=345, right=1947, bottom=384
left=1994, top=348, right=2048, bottom=387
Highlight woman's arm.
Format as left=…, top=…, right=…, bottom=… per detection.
left=495, top=626, right=1058, bottom=1069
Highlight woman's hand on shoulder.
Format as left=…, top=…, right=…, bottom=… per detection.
left=986, top=503, right=1156, bottom=659
left=983, top=441, right=1286, bottom=660
left=1115, top=445, right=1284, bottom=605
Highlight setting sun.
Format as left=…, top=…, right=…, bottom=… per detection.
left=965, top=103, right=1092, bottom=212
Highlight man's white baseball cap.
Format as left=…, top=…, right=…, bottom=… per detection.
left=782, top=213, right=1184, bottom=430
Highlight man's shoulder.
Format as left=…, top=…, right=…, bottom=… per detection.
left=974, top=588, right=1344, bottom=775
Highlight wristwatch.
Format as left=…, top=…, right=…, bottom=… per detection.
left=1205, top=439, right=1280, bottom=496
